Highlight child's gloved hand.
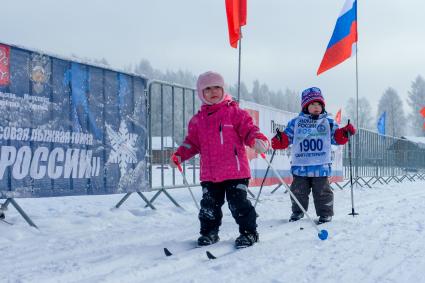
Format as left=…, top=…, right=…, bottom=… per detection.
left=341, top=123, right=356, bottom=137
left=335, top=123, right=356, bottom=145
left=271, top=132, right=289, bottom=150
left=169, top=153, right=181, bottom=168
left=253, top=138, right=269, bottom=154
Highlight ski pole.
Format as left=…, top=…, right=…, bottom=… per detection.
left=347, top=119, right=358, bottom=216
left=172, top=155, right=200, bottom=211
left=254, top=149, right=275, bottom=208
left=254, top=128, right=289, bottom=208
left=260, top=153, right=328, bottom=240
left=254, top=128, right=284, bottom=207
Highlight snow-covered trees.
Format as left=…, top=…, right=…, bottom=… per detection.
left=344, top=97, right=374, bottom=130
left=407, top=76, right=425, bottom=136
left=377, top=87, right=406, bottom=137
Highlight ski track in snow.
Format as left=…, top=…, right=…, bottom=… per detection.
left=1, top=181, right=425, bottom=282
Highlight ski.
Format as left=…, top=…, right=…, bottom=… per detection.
left=164, top=246, right=231, bottom=260
left=206, top=244, right=254, bottom=260
left=164, top=240, right=236, bottom=258
left=0, top=218, right=13, bottom=225
left=163, top=247, right=197, bottom=257
left=162, top=244, right=204, bottom=257
left=314, top=219, right=331, bottom=225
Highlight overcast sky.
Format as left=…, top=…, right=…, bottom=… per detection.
left=2, top=0, right=424, bottom=119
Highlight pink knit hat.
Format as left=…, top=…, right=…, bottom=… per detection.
left=196, top=71, right=225, bottom=105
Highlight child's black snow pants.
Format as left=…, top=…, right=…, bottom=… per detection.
left=290, top=175, right=334, bottom=217
left=198, top=178, right=257, bottom=236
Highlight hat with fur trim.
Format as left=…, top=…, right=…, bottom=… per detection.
left=196, top=71, right=225, bottom=105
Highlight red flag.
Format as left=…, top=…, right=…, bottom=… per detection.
left=420, top=106, right=425, bottom=118
left=335, top=109, right=342, bottom=124
left=0, top=44, right=10, bottom=86
left=225, top=0, right=247, bottom=48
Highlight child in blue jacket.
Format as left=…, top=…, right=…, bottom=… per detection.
left=271, top=87, right=356, bottom=223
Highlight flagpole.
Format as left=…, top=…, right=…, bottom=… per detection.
left=355, top=0, right=359, bottom=132
left=354, top=0, right=360, bottom=207
left=237, top=28, right=242, bottom=102
left=355, top=51, right=359, bottom=128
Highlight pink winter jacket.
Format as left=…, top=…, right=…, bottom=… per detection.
left=175, top=95, right=264, bottom=183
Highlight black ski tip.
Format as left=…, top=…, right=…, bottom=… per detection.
left=206, top=251, right=216, bottom=259
left=163, top=248, right=173, bottom=256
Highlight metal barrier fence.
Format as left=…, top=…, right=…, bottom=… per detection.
left=342, top=128, right=425, bottom=187
left=147, top=81, right=201, bottom=192
left=147, top=81, right=425, bottom=196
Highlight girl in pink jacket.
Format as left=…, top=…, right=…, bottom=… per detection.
left=170, top=71, right=269, bottom=248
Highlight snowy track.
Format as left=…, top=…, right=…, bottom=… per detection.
left=2, top=181, right=425, bottom=282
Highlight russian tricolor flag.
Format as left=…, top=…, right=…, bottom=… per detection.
left=317, top=0, right=357, bottom=75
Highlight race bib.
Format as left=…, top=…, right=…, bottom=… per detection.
left=291, top=117, right=331, bottom=166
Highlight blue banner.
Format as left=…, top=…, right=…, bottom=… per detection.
left=377, top=112, right=386, bottom=135
left=0, top=43, right=149, bottom=198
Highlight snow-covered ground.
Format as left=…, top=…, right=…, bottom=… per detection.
left=2, top=179, right=425, bottom=283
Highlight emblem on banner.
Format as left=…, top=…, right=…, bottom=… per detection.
left=317, top=124, right=326, bottom=133
left=0, top=44, right=10, bottom=86
left=30, top=53, right=51, bottom=94
left=106, top=120, right=138, bottom=176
